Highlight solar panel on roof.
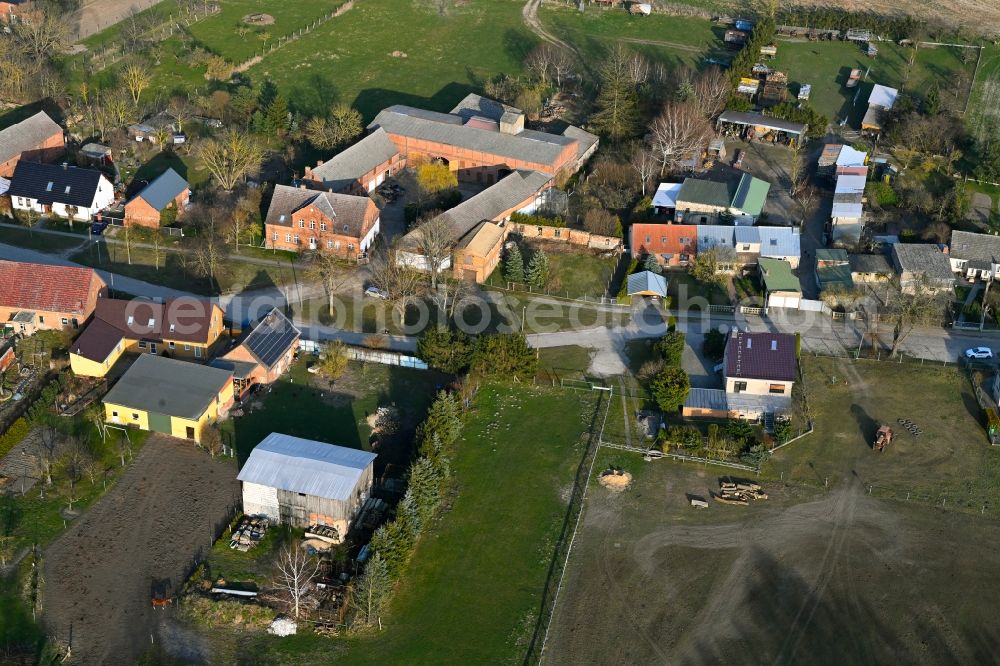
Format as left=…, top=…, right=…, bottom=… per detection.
left=732, top=174, right=752, bottom=208
left=244, top=309, right=300, bottom=369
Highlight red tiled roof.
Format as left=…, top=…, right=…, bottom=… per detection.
left=0, top=260, right=102, bottom=315
left=630, top=223, right=697, bottom=259
left=725, top=331, right=798, bottom=382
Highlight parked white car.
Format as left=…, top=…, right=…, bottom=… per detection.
left=964, top=347, right=993, bottom=360
left=365, top=286, right=389, bottom=300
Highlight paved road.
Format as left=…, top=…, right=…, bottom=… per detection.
left=4, top=241, right=995, bottom=373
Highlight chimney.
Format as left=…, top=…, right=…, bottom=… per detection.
left=316, top=160, right=323, bottom=167
left=304, top=166, right=313, bottom=179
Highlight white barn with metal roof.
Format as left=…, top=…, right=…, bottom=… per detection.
left=238, top=432, right=376, bottom=538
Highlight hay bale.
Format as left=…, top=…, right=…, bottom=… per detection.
left=598, top=469, right=633, bottom=492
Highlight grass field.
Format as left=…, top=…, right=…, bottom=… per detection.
left=769, top=40, right=978, bottom=125
left=539, top=4, right=725, bottom=72
left=224, top=358, right=448, bottom=469
left=485, top=248, right=618, bottom=300
left=242, top=0, right=533, bottom=120
left=968, top=44, right=1000, bottom=143
left=187, top=0, right=346, bottom=64
left=0, top=225, right=85, bottom=253
left=763, top=355, right=1000, bottom=515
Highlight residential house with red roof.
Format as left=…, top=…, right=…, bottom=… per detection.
left=69, top=297, right=226, bottom=377
left=264, top=185, right=380, bottom=258
left=629, top=223, right=697, bottom=267
left=0, top=111, right=64, bottom=179
left=0, top=260, right=106, bottom=333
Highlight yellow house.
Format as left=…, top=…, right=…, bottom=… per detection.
left=102, top=354, right=234, bottom=442
left=71, top=298, right=227, bottom=378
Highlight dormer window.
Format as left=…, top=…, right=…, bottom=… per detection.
left=343, top=224, right=349, bottom=233
left=127, top=315, right=134, bottom=325
left=169, top=324, right=176, bottom=333
left=148, top=318, right=155, bottom=327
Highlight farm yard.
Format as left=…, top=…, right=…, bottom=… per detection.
left=545, top=459, right=1000, bottom=665
left=42, top=435, right=240, bottom=665
left=546, top=356, right=1000, bottom=663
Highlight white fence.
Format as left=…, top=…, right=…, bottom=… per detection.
left=298, top=339, right=428, bottom=370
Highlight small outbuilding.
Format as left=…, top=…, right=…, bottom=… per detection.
left=627, top=270, right=669, bottom=298
left=238, top=432, right=377, bottom=540
left=124, top=167, right=190, bottom=229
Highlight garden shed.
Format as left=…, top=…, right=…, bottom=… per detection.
left=238, top=433, right=377, bottom=540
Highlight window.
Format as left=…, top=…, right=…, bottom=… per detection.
left=320, top=222, right=327, bottom=231
left=112, top=411, right=118, bottom=419
left=769, top=384, right=785, bottom=394
left=770, top=239, right=778, bottom=246
left=299, top=220, right=305, bottom=228
left=309, top=221, right=316, bottom=229
left=680, top=254, right=690, bottom=262
left=699, top=216, right=707, bottom=223
left=195, top=347, right=202, bottom=358
left=554, top=229, right=561, bottom=238
left=537, top=226, right=543, bottom=235
left=294, top=235, right=300, bottom=244
left=61, top=317, right=68, bottom=325
left=742, top=244, right=751, bottom=251
left=148, top=318, right=155, bottom=327
left=660, top=237, right=666, bottom=244
left=38, top=316, right=44, bottom=324
left=132, top=413, right=139, bottom=420
left=348, top=243, right=354, bottom=251
left=169, top=324, right=175, bottom=333
left=72, top=318, right=78, bottom=328
left=168, top=341, right=175, bottom=349
left=309, top=237, right=316, bottom=246
left=327, top=240, right=333, bottom=249
left=343, top=224, right=349, bottom=233
left=645, top=235, right=652, bottom=243
left=285, top=233, right=291, bottom=243
left=733, top=381, right=747, bottom=393
left=184, top=344, right=191, bottom=351
left=272, top=232, right=278, bottom=241
left=679, top=237, right=691, bottom=245
left=334, top=240, right=341, bottom=250
left=138, top=341, right=146, bottom=349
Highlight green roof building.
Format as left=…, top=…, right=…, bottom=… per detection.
left=758, top=258, right=801, bottom=294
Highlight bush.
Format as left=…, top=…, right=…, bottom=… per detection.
left=866, top=181, right=898, bottom=207
left=656, top=331, right=686, bottom=367
left=471, top=333, right=537, bottom=381
left=703, top=329, right=727, bottom=361
left=650, top=366, right=690, bottom=413
left=509, top=212, right=565, bottom=228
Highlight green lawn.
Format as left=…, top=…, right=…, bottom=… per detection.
left=485, top=249, right=618, bottom=300
left=769, top=40, right=977, bottom=126
left=78, top=0, right=184, bottom=50
left=68, top=240, right=297, bottom=296
left=539, top=4, right=724, bottom=72
left=223, top=358, right=449, bottom=469
left=667, top=270, right=730, bottom=306
left=337, top=383, right=596, bottom=663
left=187, top=0, right=347, bottom=64
left=0, top=225, right=85, bottom=253
left=241, top=0, right=533, bottom=120
left=763, top=356, right=1000, bottom=517
left=969, top=44, right=1000, bottom=141
left=536, top=345, right=594, bottom=383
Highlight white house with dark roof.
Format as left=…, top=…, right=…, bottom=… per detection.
left=949, top=230, right=1000, bottom=282
left=8, top=161, right=114, bottom=221
left=684, top=331, right=797, bottom=422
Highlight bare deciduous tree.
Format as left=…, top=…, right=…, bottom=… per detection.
left=167, top=95, right=194, bottom=131
left=877, top=278, right=950, bottom=358
left=307, top=252, right=349, bottom=314
left=15, top=11, right=71, bottom=61
left=199, top=130, right=263, bottom=191
left=525, top=44, right=553, bottom=84
left=275, top=545, right=320, bottom=619
left=549, top=47, right=576, bottom=89
left=102, top=89, right=136, bottom=130
left=648, top=102, right=713, bottom=175
left=692, top=66, right=731, bottom=118
left=35, top=425, right=60, bottom=487
left=629, top=145, right=658, bottom=197
left=368, top=247, right=423, bottom=320
left=412, top=214, right=453, bottom=290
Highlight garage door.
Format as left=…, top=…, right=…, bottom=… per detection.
left=147, top=412, right=172, bottom=435
left=768, top=294, right=800, bottom=309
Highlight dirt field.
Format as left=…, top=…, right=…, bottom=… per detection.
left=70, top=0, right=164, bottom=39
left=544, top=459, right=1000, bottom=665
left=43, top=435, right=240, bottom=665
